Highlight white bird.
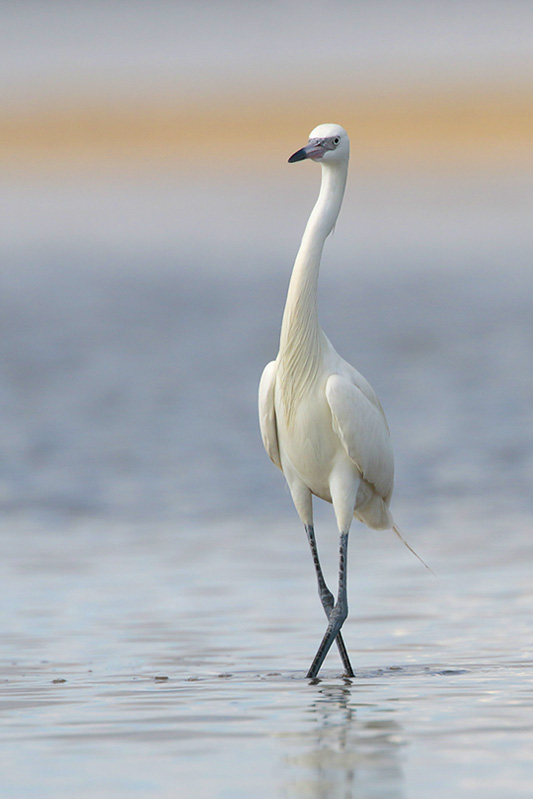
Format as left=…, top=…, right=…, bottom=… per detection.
left=258, top=123, right=397, bottom=679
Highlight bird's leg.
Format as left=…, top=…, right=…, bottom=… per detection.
left=305, top=525, right=354, bottom=678
left=305, top=524, right=335, bottom=612
left=306, top=531, right=350, bottom=680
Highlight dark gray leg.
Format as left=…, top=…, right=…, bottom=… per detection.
left=305, top=525, right=354, bottom=678
left=306, top=531, right=350, bottom=680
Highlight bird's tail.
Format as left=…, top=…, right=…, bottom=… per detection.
left=392, top=524, right=434, bottom=575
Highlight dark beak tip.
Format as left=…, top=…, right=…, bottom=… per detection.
left=288, top=147, right=308, bottom=163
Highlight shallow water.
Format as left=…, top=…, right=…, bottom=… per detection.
left=1, top=168, right=533, bottom=797
left=2, top=516, right=533, bottom=798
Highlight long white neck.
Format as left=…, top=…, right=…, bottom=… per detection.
left=278, top=158, right=348, bottom=418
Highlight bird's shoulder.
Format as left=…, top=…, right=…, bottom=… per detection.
left=323, top=343, right=387, bottom=421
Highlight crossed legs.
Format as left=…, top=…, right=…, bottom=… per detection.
left=305, top=524, right=353, bottom=678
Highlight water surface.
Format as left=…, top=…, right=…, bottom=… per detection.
left=1, top=168, right=533, bottom=797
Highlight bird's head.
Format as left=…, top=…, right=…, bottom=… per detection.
left=288, top=123, right=349, bottom=165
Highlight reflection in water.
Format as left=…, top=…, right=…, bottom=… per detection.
left=284, top=681, right=404, bottom=799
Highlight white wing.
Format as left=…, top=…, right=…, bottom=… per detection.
left=326, top=372, right=394, bottom=502
left=258, top=360, right=282, bottom=470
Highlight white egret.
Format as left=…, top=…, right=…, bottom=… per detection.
left=259, top=123, right=398, bottom=679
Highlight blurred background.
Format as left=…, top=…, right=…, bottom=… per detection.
left=1, top=0, right=532, bottom=534
left=2, top=6, right=533, bottom=796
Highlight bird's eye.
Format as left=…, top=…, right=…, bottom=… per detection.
left=333, top=137, right=340, bottom=145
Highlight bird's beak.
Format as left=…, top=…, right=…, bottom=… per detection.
left=288, top=140, right=325, bottom=163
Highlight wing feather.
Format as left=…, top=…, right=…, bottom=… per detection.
left=326, top=373, right=394, bottom=501
left=258, top=360, right=282, bottom=470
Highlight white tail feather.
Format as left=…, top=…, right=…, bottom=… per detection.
left=393, top=524, right=434, bottom=575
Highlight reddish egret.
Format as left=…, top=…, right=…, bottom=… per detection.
left=259, top=124, right=398, bottom=679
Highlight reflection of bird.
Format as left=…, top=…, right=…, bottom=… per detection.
left=259, top=124, right=396, bottom=679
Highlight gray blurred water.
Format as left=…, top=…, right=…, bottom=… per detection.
left=1, top=169, right=533, bottom=798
